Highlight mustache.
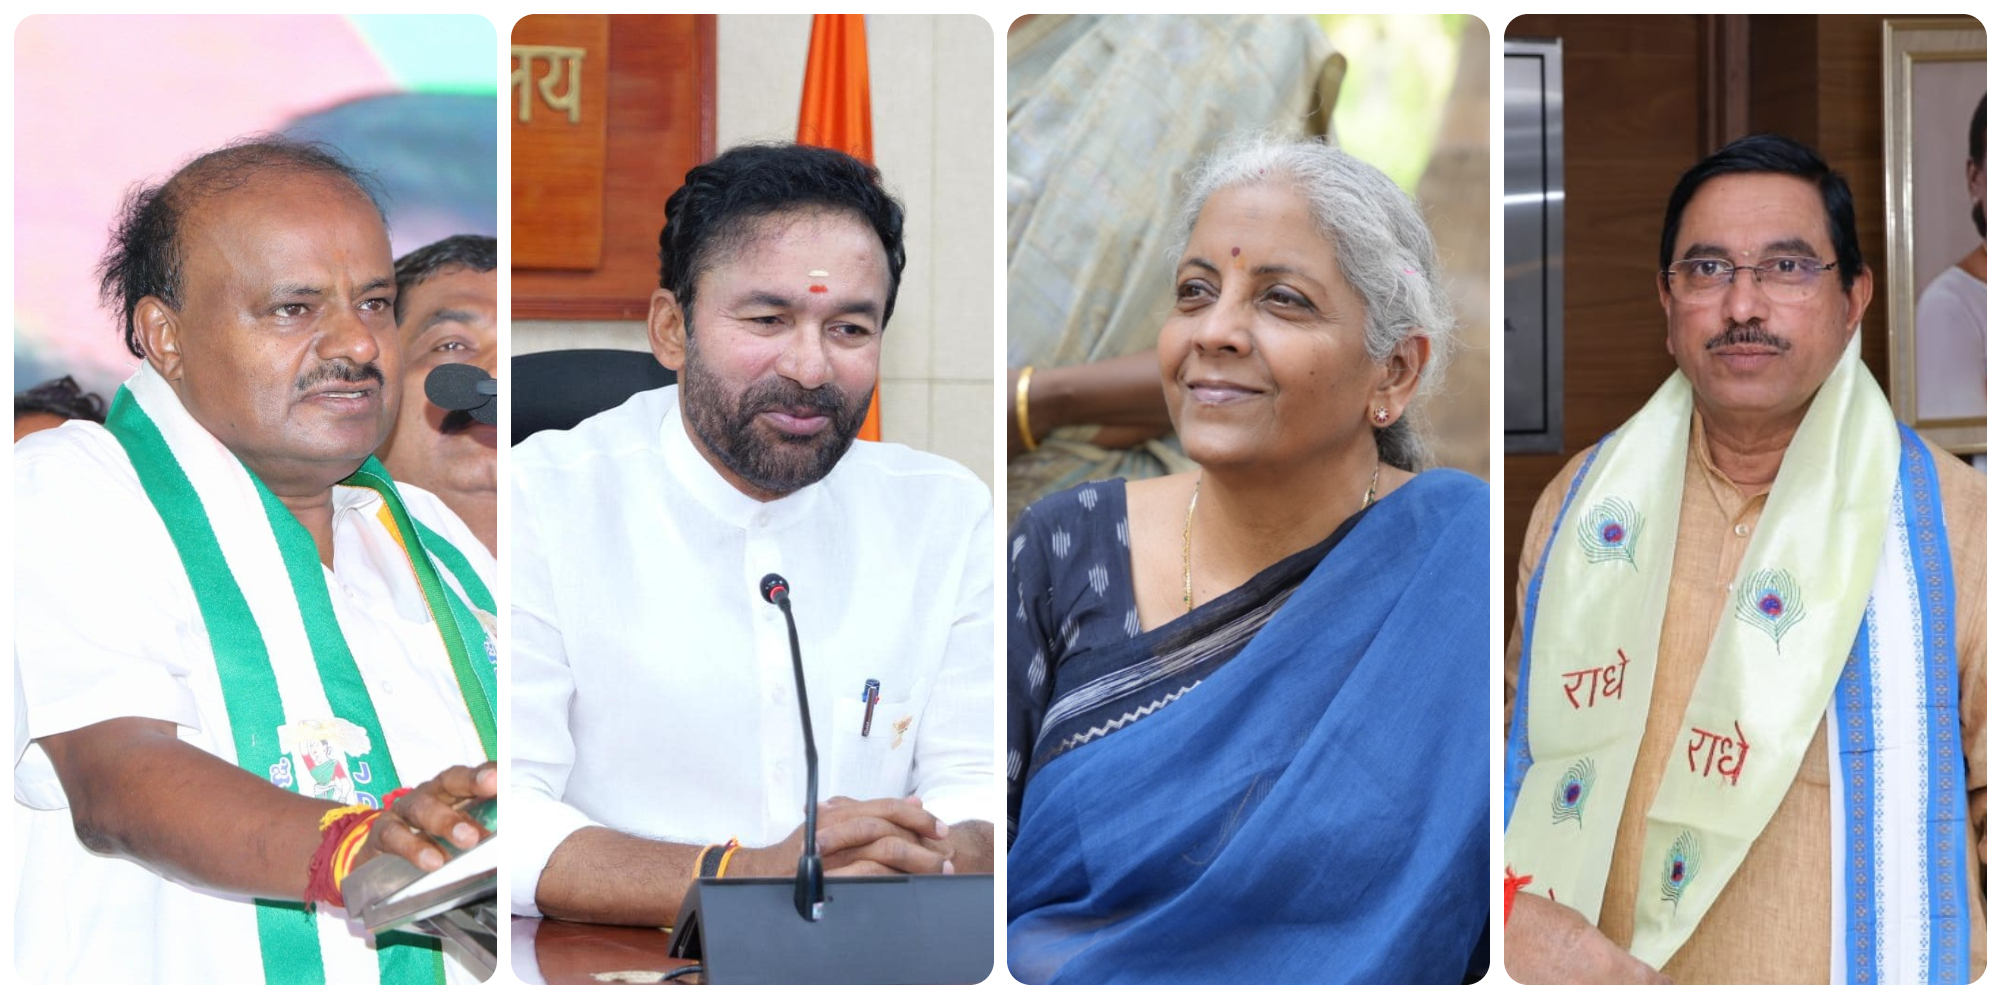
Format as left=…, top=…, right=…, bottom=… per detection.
left=295, top=359, right=386, bottom=393
left=1703, top=322, right=1790, bottom=351
left=737, top=376, right=847, bottom=428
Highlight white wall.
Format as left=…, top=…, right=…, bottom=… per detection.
left=514, top=14, right=996, bottom=487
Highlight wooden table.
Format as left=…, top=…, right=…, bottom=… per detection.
left=512, top=916, right=701, bottom=985
left=514, top=874, right=996, bottom=984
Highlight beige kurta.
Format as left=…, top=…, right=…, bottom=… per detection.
left=1505, top=419, right=1987, bottom=984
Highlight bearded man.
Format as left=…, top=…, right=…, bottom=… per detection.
left=509, top=143, right=995, bottom=926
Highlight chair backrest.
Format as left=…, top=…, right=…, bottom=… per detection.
left=512, top=349, right=677, bottom=445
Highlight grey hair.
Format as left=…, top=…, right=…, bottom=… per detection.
left=1176, top=134, right=1456, bottom=470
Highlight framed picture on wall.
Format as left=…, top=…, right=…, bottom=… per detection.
left=1882, top=18, right=1986, bottom=458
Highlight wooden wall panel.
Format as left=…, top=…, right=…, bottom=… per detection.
left=513, top=15, right=716, bottom=320
left=1502, top=15, right=1704, bottom=634
left=513, top=15, right=611, bottom=270
left=1815, top=17, right=1895, bottom=387
left=1749, top=15, right=1891, bottom=386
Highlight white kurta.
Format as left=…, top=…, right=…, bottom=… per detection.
left=509, top=384, right=995, bottom=916
left=1914, top=263, right=1986, bottom=421
left=13, top=419, right=494, bottom=984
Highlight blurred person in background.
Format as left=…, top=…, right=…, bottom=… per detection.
left=15, top=375, right=107, bottom=440
left=376, top=235, right=499, bottom=554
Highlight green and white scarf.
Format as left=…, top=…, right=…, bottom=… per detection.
left=104, top=364, right=496, bottom=984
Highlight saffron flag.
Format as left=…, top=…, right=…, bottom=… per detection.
left=797, top=13, right=881, bottom=441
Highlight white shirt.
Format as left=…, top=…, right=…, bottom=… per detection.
left=1914, top=263, right=1986, bottom=421
left=13, top=420, right=495, bottom=985
left=509, top=384, right=995, bottom=916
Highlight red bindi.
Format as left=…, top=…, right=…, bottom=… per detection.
left=1230, top=247, right=1240, bottom=257
left=808, top=284, right=828, bottom=294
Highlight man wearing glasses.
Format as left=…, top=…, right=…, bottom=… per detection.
left=1502, top=134, right=1984, bottom=984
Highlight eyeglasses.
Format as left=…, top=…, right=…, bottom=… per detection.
left=1661, top=256, right=1837, bottom=303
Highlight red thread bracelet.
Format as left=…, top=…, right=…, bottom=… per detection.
left=382, top=787, right=413, bottom=811
left=306, top=809, right=378, bottom=909
left=1503, top=866, right=1534, bottom=925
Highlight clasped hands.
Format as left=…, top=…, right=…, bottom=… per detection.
left=732, top=795, right=957, bottom=878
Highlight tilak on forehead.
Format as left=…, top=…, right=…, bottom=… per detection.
left=808, top=268, right=829, bottom=293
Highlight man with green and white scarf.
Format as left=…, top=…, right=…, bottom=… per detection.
left=15, top=140, right=499, bottom=984
left=1503, top=134, right=1985, bottom=984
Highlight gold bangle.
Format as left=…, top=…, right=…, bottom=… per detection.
left=1014, top=365, right=1040, bottom=452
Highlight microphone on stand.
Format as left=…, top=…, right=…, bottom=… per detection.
left=424, top=363, right=499, bottom=426
left=662, top=571, right=992, bottom=980
left=760, top=573, right=825, bottom=922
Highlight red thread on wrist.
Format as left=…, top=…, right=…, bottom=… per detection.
left=306, top=810, right=379, bottom=910
left=382, top=788, right=413, bottom=811
left=1503, top=866, right=1535, bottom=925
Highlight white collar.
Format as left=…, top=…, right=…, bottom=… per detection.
left=331, top=481, right=390, bottom=520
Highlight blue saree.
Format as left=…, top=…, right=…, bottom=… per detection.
left=1007, top=470, right=1491, bottom=983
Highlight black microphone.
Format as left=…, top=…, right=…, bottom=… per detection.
left=424, top=363, right=499, bottom=426
left=760, top=572, right=825, bottom=922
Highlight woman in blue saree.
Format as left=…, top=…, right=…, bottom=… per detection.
left=1006, top=136, right=1489, bottom=984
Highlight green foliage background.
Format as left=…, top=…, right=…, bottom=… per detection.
left=1316, top=14, right=1465, bottom=194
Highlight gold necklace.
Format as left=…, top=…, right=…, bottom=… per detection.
left=1181, top=475, right=1201, bottom=611
left=1182, top=462, right=1381, bottom=613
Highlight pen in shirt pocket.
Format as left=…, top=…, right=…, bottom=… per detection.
left=861, top=678, right=880, bottom=736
